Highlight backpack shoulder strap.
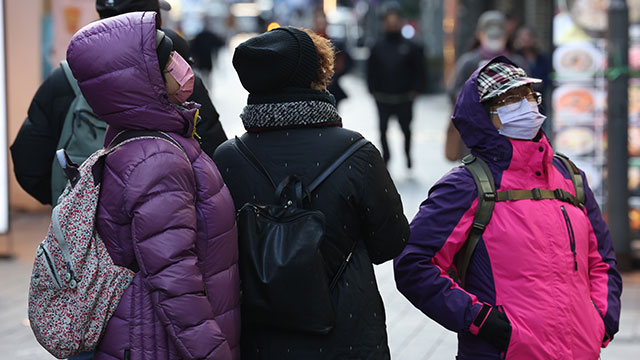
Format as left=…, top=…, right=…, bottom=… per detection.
left=106, top=130, right=184, bottom=153
left=313, top=137, right=369, bottom=290
left=554, top=152, right=585, bottom=205
left=458, top=154, right=496, bottom=287
left=232, top=136, right=277, bottom=189
left=91, top=130, right=188, bottom=185
left=60, top=60, right=82, bottom=97
left=307, top=138, right=370, bottom=194
left=232, top=136, right=370, bottom=195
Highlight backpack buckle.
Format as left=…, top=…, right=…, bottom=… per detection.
left=471, top=221, right=486, bottom=234
left=483, top=192, right=496, bottom=201
left=554, top=188, right=565, bottom=201
left=462, top=154, right=476, bottom=165
left=532, top=188, right=542, bottom=200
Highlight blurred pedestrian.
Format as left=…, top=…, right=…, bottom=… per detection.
left=367, top=3, right=426, bottom=168
left=514, top=27, right=552, bottom=114
left=11, top=0, right=226, bottom=207
left=66, top=11, right=240, bottom=359
left=445, top=10, right=528, bottom=162
left=395, top=57, right=622, bottom=359
left=504, top=10, right=522, bottom=53
left=313, top=8, right=352, bottom=107
left=191, top=17, right=226, bottom=84
left=213, top=26, right=409, bottom=359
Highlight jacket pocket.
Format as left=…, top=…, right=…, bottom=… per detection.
left=561, top=206, right=578, bottom=271
left=591, top=300, right=607, bottom=343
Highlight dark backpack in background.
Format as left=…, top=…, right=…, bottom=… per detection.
left=233, top=136, right=369, bottom=334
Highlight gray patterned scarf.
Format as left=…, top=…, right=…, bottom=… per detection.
left=241, top=100, right=342, bottom=132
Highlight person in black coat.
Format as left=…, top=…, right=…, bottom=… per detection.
left=190, top=18, right=225, bottom=81
left=367, top=4, right=426, bottom=168
left=10, top=0, right=227, bottom=205
left=213, top=26, right=409, bottom=360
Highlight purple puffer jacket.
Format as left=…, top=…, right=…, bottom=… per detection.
left=66, top=12, right=241, bottom=359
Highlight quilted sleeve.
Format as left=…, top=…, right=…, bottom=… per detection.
left=124, top=148, right=231, bottom=360
left=358, top=144, right=409, bottom=264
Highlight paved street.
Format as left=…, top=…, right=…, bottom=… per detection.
left=1, top=49, right=639, bottom=359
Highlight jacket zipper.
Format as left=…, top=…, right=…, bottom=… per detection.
left=561, top=206, right=577, bottom=271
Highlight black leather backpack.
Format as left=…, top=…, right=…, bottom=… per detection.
left=233, top=136, right=369, bottom=334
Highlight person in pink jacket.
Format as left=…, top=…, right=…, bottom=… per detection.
left=394, top=57, right=622, bottom=359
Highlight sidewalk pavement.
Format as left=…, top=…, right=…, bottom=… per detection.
left=1, top=56, right=639, bottom=358
left=1, top=210, right=639, bottom=359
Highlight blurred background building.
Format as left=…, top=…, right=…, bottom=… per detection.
left=1, top=0, right=639, bottom=266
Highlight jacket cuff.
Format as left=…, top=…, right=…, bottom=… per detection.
left=469, top=303, right=492, bottom=336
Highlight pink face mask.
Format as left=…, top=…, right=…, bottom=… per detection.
left=166, top=51, right=195, bottom=104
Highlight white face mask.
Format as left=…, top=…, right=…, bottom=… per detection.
left=494, top=99, right=547, bottom=140
left=483, top=38, right=505, bottom=53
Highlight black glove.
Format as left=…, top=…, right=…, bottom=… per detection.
left=477, top=307, right=512, bottom=352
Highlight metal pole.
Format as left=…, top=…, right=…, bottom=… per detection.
left=607, top=0, right=631, bottom=270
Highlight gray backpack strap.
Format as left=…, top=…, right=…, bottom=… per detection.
left=554, top=152, right=585, bottom=206
left=458, top=154, right=496, bottom=287
left=60, top=60, right=82, bottom=97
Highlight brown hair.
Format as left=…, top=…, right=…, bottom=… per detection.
left=302, top=28, right=335, bottom=90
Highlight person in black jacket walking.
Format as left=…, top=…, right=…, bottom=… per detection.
left=367, top=4, right=426, bottom=169
left=10, top=0, right=227, bottom=206
left=213, top=26, right=409, bottom=360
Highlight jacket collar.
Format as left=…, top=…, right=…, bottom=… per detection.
left=507, top=133, right=554, bottom=174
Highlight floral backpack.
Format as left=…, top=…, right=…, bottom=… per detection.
left=27, top=130, right=180, bottom=358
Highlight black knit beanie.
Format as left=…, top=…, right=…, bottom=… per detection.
left=155, top=30, right=173, bottom=73
left=232, top=27, right=319, bottom=94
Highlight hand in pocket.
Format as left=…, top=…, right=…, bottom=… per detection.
left=478, top=307, right=512, bottom=352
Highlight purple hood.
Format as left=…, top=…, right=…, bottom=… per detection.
left=452, top=56, right=515, bottom=174
left=66, top=11, right=198, bottom=145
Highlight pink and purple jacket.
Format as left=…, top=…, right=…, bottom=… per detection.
left=394, top=57, right=622, bottom=360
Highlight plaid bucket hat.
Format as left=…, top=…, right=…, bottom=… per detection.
left=477, top=61, right=542, bottom=102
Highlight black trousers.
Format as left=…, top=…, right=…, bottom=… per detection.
left=375, top=101, right=413, bottom=167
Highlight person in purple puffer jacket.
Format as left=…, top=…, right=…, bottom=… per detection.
left=66, top=11, right=240, bottom=360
